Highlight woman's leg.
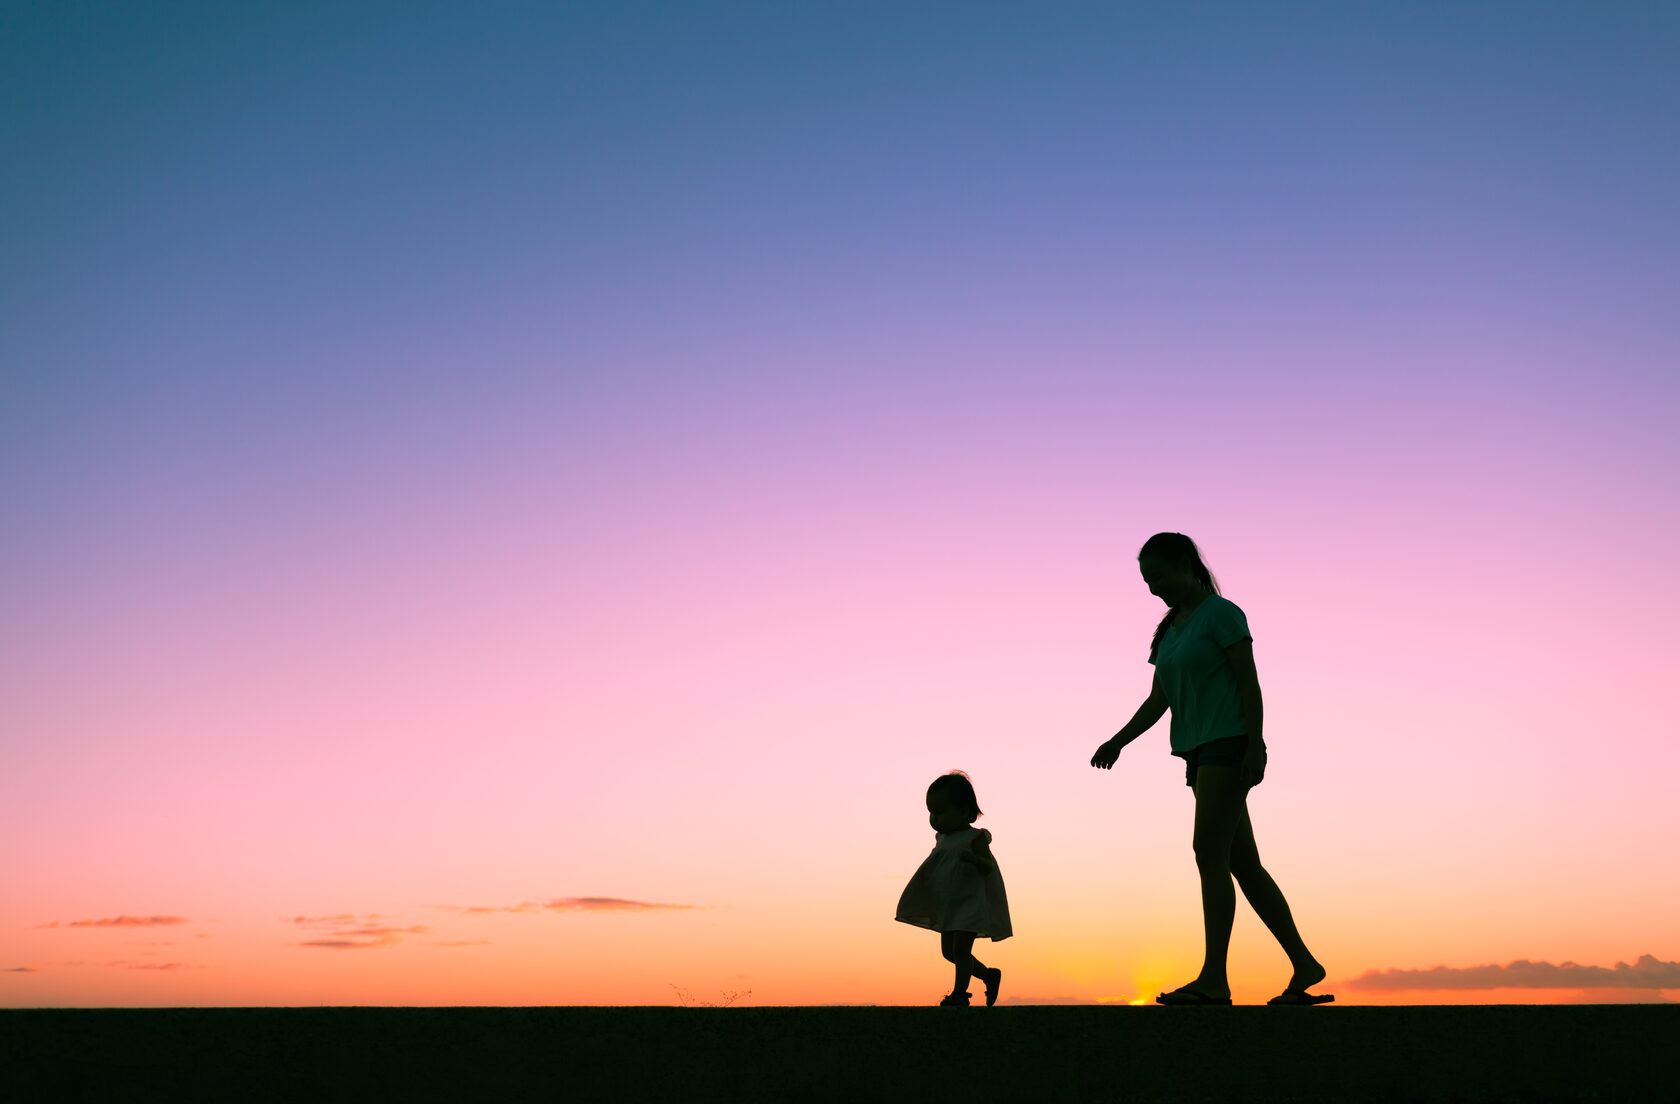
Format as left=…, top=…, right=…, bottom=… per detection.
left=1186, top=764, right=1247, bottom=996
left=1228, top=806, right=1326, bottom=991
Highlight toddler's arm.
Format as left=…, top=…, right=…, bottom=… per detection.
left=961, top=833, right=996, bottom=876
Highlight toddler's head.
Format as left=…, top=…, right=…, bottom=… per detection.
left=926, top=770, right=982, bottom=833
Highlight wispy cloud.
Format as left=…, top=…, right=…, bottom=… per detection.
left=427, top=941, right=492, bottom=948
left=287, top=914, right=429, bottom=950
left=1349, top=955, right=1680, bottom=991
left=549, top=897, right=703, bottom=913
left=41, top=916, right=190, bottom=929
left=4, top=967, right=37, bottom=973
left=103, top=961, right=188, bottom=971
left=454, top=897, right=704, bottom=915
left=286, top=914, right=370, bottom=927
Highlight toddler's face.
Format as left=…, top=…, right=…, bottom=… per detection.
left=926, top=792, right=971, bottom=833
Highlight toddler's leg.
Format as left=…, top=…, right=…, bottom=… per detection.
left=965, top=944, right=1001, bottom=1005
left=941, top=931, right=979, bottom=998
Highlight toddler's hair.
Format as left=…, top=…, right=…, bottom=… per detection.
left=927, top=770, right=982, bottom=822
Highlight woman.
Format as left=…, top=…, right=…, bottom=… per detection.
left=1091, top=533, right=1332, bottom=1006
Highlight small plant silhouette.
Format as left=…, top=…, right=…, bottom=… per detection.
left=670, top=984, right=751, bottom=1007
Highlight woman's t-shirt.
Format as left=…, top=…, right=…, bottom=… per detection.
left=1148, top=594, right=1252, bottom=755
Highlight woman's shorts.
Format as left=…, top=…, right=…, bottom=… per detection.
left=1178, top=734, right=1264, bottom=788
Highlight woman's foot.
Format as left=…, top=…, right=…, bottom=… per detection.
left=939, top=991, right=971, bottom=1006
left=1182, top=974, right=1231, bottom=1000
left=1156, top=984, right=1232, bottom=1006
left=980, top=967, right=1002, bottom=1006
left=1287, top=959, right=1327, bottom=993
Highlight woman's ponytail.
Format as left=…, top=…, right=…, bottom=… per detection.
left=1149, top=608, right=1176, bottom=663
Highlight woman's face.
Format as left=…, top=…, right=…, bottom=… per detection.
left=1138, top=555, right=1197, bottom=607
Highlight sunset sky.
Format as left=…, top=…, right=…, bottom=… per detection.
left=4, top=2, right=1677, bottom=1008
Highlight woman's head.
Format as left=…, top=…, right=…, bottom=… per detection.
left=1139, top=533, right=1220, bottom=661
left=926, top=770, right=981, bottom=831
left=1138, top=532, right=1220, bottom=608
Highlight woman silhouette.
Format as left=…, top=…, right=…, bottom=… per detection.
left=1091, top=533, right=1332, bottom=1005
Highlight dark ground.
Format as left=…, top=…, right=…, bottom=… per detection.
left=3, top=1005, right=1675, bottom=1103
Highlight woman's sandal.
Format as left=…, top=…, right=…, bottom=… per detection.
left=1156, top=986, right=1233, bottom=1006
left=939, top=991, right=971, bottom=1006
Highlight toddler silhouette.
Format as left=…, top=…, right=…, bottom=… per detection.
left=895, top=771, right=1013, bottom=1005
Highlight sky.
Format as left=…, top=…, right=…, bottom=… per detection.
left=3, top=1, right=1677, bottom=1008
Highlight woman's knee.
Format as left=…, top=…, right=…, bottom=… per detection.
left=1226, top=810, right=1262, bottom=880
left=1192, top=830, right=1232, bottom=872
left=1229, top=847, right=1263, bottom=882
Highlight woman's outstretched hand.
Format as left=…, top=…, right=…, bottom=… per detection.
left=1091, top=737, right=1123, bottom=770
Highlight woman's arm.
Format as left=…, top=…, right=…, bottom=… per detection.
left=1118, top=676, right=1170, bottom=744
left=1090, top=675, right=1168, bottom=769
left=1223, top=638, right=1263, bottom=744
left=1223, top=638, right=1265, bottom=782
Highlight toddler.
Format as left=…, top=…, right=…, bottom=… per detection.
left=895, top=771, right=1012, bottom=1005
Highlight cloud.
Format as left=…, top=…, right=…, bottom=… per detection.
left=44, top=916, right=189, bottom=929
left=1349, top=955, right=1680, bottom=991
left=286, top=914, right=370, bottom=927
left=103, top=961, right=187, bottom=971
left=427, top=941, right=492, bottom=948
left=548, top=897, right=703, bottom=913
left=4, top=967, right=37, bottom=973
left=454, top=897, right=704, bottom=915
left=287, top=914, right=428, bottom=950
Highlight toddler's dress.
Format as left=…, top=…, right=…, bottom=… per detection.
left=895, top=826, right=1012, bottom=940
